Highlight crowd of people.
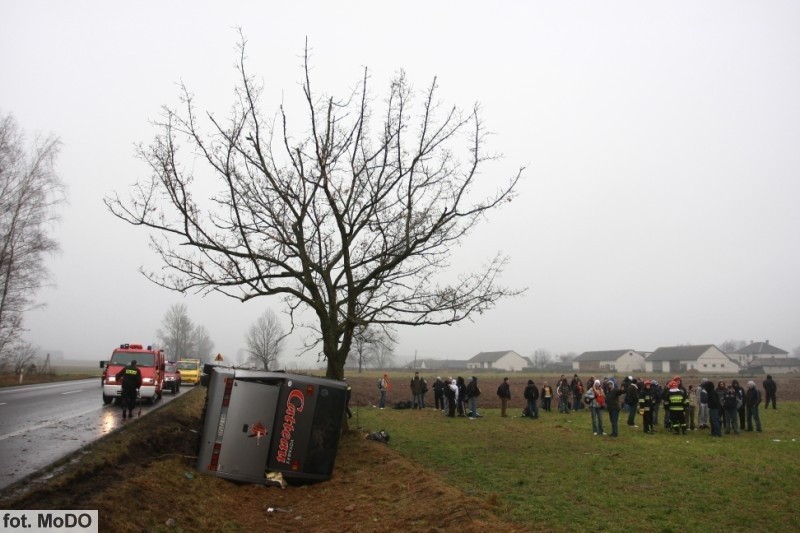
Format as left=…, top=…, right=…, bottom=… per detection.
left=376, top=371, right=780, bottom=437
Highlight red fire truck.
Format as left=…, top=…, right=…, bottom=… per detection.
left=101, top=343, right=166, bottom=405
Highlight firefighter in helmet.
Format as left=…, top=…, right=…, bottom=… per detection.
left=667, top=380, right=688, bottom=434
left=638, top=380, right=655, bottom=434
left=116, top=359, right=142, bottom=419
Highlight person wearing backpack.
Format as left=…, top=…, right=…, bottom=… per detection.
left=745, top=380, right=762, bottom=432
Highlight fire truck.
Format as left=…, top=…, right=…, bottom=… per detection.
left=101, top=343, right=166, bottom=405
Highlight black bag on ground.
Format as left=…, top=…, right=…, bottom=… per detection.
left=367, top=429, right=390, bottom=443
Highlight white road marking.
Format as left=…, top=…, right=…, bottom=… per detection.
left=61, top=390, right=83, bottom=395
left=0, top=379, right=97, bottom=395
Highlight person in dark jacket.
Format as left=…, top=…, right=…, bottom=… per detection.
left=456, top=376, right=468, bottom=417
left=638, top=380, right=655, bottom=434
left=497, top=377, right=511, bottom=418
left=115, top=360, right=142, bottom=419
left=666, top=381, right=688, bottom=435
left=745, top=380, right=762, bottom=432
left=702, top=380, right=722, bottom=437
left=410, top=372, right=423, bottom=409
left=625, top=379, right=639, bottom=427
left=731, top=379, right=746, bottom=430
left=722, top=385, right=740, bottom=435
left=466, top=376, right=482, bottom=418
left=523, top=379, right=539, bottom=419
left=762, top=375, right=777, bottom=409
left=433, top=377, right=445, bottom=411
left=605, top=379, right=625, bottom=437
left=650, top=380, right=662, bottom=428
left=444, top=378, right=457, bottom=417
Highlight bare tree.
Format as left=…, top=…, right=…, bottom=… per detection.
left=245, top=309, right=284, bottom=370
left=8, top=341, right=37, bottom=375
left=557, top=352, right=577, bottom=364
left=0, top=114, right=65, bottom=366
left=192, top=325, right=215, bottom=363
left=157, top=303, right=195, bottom=360
left=105, top=38, right=524, bottom=379
left=347, top=325, right=395, bottom=373
left=370, top=333, right=396, bottom=370
left=719, top=339, right=747, bottom=353
left=530, top=348, right=553, bottom=369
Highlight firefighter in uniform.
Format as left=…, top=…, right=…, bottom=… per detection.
left=116, top=360, right=143, bottom=419
left=638, top=380, right=655, bottom=434
left=667, top=380, right=688, bottom=434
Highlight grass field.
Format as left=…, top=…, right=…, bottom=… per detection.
left=354, top=400, right=799, bottom=530
left=3, top=373, right=797, bottom=531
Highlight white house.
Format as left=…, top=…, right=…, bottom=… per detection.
left=745, top=357, right=800, bottom=375
left=731, top=340, right=789, bottom=367
left=645, top=345, right=740, bottom=374
left=467, top=350, right=529, bottom=372
left=572, top=350, right=645, bottom=374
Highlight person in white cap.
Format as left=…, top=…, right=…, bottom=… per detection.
left=744, top=381, right=762, bottom=432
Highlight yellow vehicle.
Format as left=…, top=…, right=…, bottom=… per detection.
left=177, top=359, right=203, bottom=385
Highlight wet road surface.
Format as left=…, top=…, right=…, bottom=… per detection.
left=0, top=379, right=187, bottom=491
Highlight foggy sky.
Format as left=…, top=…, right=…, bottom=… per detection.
left=2, top=1, right=799, bottom=367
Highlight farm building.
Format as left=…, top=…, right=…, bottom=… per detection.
left=744, top=357, right=800, bottom=374
left=467, top=350, right=530, bottom=372
left=572, top=350, right=645, bottom=373
left=730, top=340, right=789, bottom=367
left=645, top=345, right=739, bottom=374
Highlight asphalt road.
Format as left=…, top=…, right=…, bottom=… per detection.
left=0, top=379, right=187, bottom=492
